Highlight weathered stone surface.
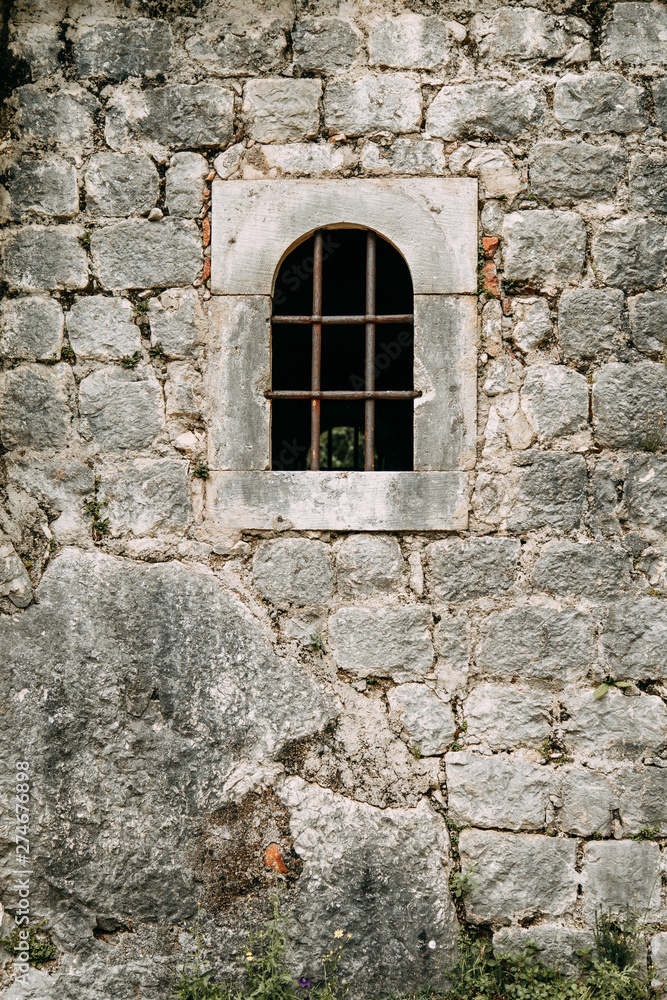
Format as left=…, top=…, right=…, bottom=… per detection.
left=3, top=226, right=88, bottom=292
left=149, top=288, right=202, bottom=359
left=459, top=829, right=577, bottom=923
left=8, top=22, right=63, bottom=79
left=84, top=152, right=158, bottom=217
left=558, top=288, right=624, bottom=361
left=602, top=2, right=667, bottom=67
left=626, top=455, right=667, bottom=531
left=652, top=933, right=667, bottom=984
left=361, top=139, right=445, bottom=176
left=281, top=779, right=458, bottom=994
left=531, top=541, right=632, bottom=600
left=426, top=81, right=545, bottom=140
left=185, top=22, right=288, bottom=76
left=629, top=152, right=667, bottom=215
left=66, top=295, right=139, bottom=360
left=520, top=365, right=589, bottom=444
left=0, top=533, right=32, bottom=608
left=252, top=538, right=333, bottom=607
left=72, top=18, right=172, bottom=80
left=106, top=84, right=234, bottom=157
left=481, top=200, right=504, bottom=236
left=92, top=219, right=201, bottom=290
left=293, top=17, right=361, bottom=73
left=554, top=71, right=647, bottom=133
left=6, top=454, right=94, bottom=545
left=387, top=684, right=456, bottom=755
left=602, top=598, right=667, bottom=681
left=557, top=767, right=614, bottom=837
left=494, top=926, right=593, bottom=978
left=98, top=459, right=189, bottom=535
left=508, top=452, right=588, bottom=533
left=335, top=534, right=403, bottom=596
left=529, top=141, right=626, bottom=205
left=593, top=218, right=667, bottom=291
left=562, top=688, right=667, bottom=760
left=449, top=145, right=523, bottom=199
left=654, top=78, right=667, bottom=133
left=165, top=363, right=202, bottom=421
left=629, top=291, right=667, bottom=358
left=510, top=297, right=552, bottom=352
left=165, top=153, right=208, bottom=218
left=589, top=458, right=625, bottom=538
left=475, top=606, right=594, bottom=681
left=0, top=295, right=63, bottom=361
left=13, top=86, right=100, bottom=147
left=502, top=211, right=586, bottom=289
left=447, top=752, right=550, bottom=831
left=583, top=841, right=661, bottom=920
left=247, top=142, right=357, bottom=177
left=326, top=74, right=421, bottom=136
left=426, top=537, right=520, bottom=601
left=464, top=683, right=551, bottom=750
left=433, top=613, right=471, bottom=696
left=243, top=78, right=322, bottom=143
left=368, top=14, right=451, bottom=69
left=78, top=367, right=164, bottom=451
left=0, top=548, right=334, bottom=940
left=0, top=364, right=73, bottom=450
left=329, top=606, right=433, bottom=682
left=593, top=362, right=667, bottom=449
left=471, top=8, right=590, bottom=62
left=2, top=156, right=78, bottom=220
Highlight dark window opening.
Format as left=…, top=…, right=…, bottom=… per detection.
left=270, top=228, right=417, bottom=471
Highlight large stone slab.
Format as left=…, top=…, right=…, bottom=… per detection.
left=84, top=152, right=159, bottom=217
left=335, top=534, right=403, bottom=596
left=243, top=78, right=322, bottom=143
left=562, top=688, right=667, bottom=760
left=554, top=71, right=647, bottom=133
left=97, top=459, right=190, bottom=535
left=387, top=683, right=456, bottom=755
left=502, top=210, right=586, bottom=289
left=71, top=18, right=172, bottom=80
left=293, top=16, right=361, bottom=73
left=531, top=541, right=632, bottom=601
left=368, top=14, right=452, bottom=69
left=583, top=841, right=661, bottom=920
left=529, top=141, right=626, bottom=205
left=78, top=367, right=164, bottom=451
left=471, top=8, right=589, bottom=62
left=592, top=218, right=667, bottom=291
left=475, top=606, right=594, bottom=682
left=463, top=682, right=552, bottom=750
left=593, top=361, right=667, bottom=449
left=426, top=80, right=545, bottom=140
left=626, top=454, right=667, bottom=531
left=0, top=364, right=73, bottom=450
left=2, top=155, right=79, bottom=220
left=92, top=219, right=201, bottom=290
left=2, top=226, right=88, bottom=292
left=6, top=453, right=94, bottom=546
left=629, top=291, right=667, bottom=358
left=601, top=598, right=667, bottom=681
left=185, top=22, right=289, bottom=76
left=12, top=85, right=100, bottom=148
left=507, top=452, right=587, bottom=533
left=329, top=605, right=433, bottom=682
left=149, top=287, right=202, bottom=359
left=447, top=752, right=550, bottom=831
left=66, top=295, right=139, bottom=360
left=426, top=537, right=520, bottom=601
left=520, top=364, right=589, bottom=445
left=629, top=152, right=667, bottom=215
left=325, top=73, right=422, bottom=136
left=252, top=538, right=333, bottom=607
left=602, top=2, right=667, bottom=67
left=494, top=925, right=593, bottom=978
left=0, top=295, right=63, bottom=361
left=558, top=288, right=624, bottom=361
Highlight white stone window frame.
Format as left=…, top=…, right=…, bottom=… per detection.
left=207, top=178, right=478, bottom=531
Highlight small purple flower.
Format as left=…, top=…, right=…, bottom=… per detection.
left=298, top=978, right=311, bottom=989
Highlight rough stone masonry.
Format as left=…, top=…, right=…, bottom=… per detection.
left=2, top=0, right=667, bottom=996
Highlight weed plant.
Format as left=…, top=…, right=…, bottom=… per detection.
left=1, top=921, right=56, bottom=968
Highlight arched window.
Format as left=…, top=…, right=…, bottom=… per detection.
left=270, top=229, right=418, bottom=472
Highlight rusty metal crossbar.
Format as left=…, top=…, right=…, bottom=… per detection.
left=271, top=230, right=415, bottom=471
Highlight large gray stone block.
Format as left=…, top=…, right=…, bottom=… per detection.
left=335, top=534, right=403, bottom=596
left=106, top=84, right=234, bottom=157
left=508, top=452, right=588, bottom=533
left=426, top=537, right=520, bottom=602
left=520, top=364, right=589, bottom=444
left=293, top=16, right=361, bottom=73
left=2, top=156, right=78, bottom=220
left=583, top=841, right=661, bottom=920
left=148, top=288, right=202, bottom=359
left=13, top=85, right=100, bottom=147
left=243, top=78, right=322, bottom=143
left=459, top=829, right=577, bottom=923
left=593, top=218, right=667, bottom=291
left=554, top=71, right=647, bottom=133
left=72, top=18, right=172, bottom=80
left=531, top=541, right=632, bottom=601
left=562, top=688, right=667, bottom=760
left=252, top=538, right=333, bottom=607
left=326, top=74, right=422, bottom=136
left=471, top=8, right=590, bottom=62
left=464, top=682, right=551, bottom=750
left=165, top=153, right=208, bottom=219
left=529, top=141, right=626, bottom=205
left=447, top=752, right=550, bottom=831
left=98, top=459, right=190, bottom=535
left=626, top=455, right=667, bottom=531
left=368, top=13, right=452, bottom=69
left=426, top=80, right=545, bottom=140
left=593, top=362, right=667, bottom=449
left=502, top=211, right=586, bottom=289
left=84, top=152, right=158, bottom=217
left=629, top=291, right=667, bottom=358
left=629, top=152, right=667, bottom=215
left=387, top=683, right=456, bottom=755
left=475, top=606, right=594, bottom=682
left=3, top=226, right=89, bottom=292
left=602, top=2, right=667, bottom=67
left=494, top=926, right=593, bottom=979
left=558, top=288, right=624, bottom=361
left=329, top=605, right=434, bottom=682
left=0, top=295, right=63, bottom=361
left=185, top=22, right=288, bottom=76
left=92, top=219, right=201, bottom=290
left=78, top=367, right=164, bottom=451
left=602, top=598, right=667, bottom=681
left=0, top=364, right=73, bottom=450
left=6, top=454, right=94, bottom=546
left=66, top=295, right=139, bottom=361
left=0, top=534, right=32, bottom=608
left=616, top=764, right=667, bottom=836
left=557, top=767, right=614, bottom=837
left=8, top=22, right=63, bottom=80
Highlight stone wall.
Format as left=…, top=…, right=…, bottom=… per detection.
left=2, top=0, right=667, bottom=996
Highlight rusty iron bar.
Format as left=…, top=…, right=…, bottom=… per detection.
left=266, top=390, right=421, bottom=400
left=272, top=314, right=414, bottom=325
left=365, top=232, right=377, bottom=471
left=310, top=232, right=324, bottom=471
